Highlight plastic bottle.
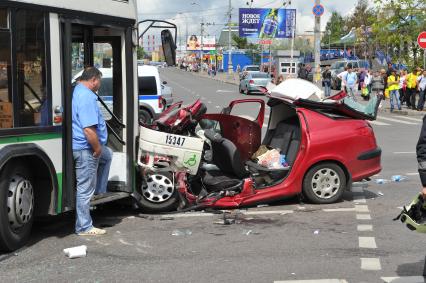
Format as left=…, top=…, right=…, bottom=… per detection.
left=260, top=9, right=278, bottom=39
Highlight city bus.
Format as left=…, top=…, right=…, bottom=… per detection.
left=0, top=0, right=175, bottom=251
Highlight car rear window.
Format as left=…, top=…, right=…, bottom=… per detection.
left=138, top=76, right=157, bottom=95
left=251, top=73, right=270, bottom=78
left=246, top=66, right=260, bottom=71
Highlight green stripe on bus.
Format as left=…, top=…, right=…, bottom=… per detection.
left=56, top=173, right=63, bottom=214
left=0, top=132, right=61, bottom=145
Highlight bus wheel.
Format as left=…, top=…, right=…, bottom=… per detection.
left=138, top=172, right=179, bottom=213
left=139, top=109, right=152, bottom=125
left=0, top=162, right=34, bottom=251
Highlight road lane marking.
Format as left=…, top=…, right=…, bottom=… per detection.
left=322, top=208, right=355, bottom=212
left=359, top=237, right=377, bottom=248
left=353, top=196, right=367, bottom=203
left=381, top=276, right=426, bottom=283
left=355, top=205, right=369, bottom=213
left=361, top=258, right=381, bottom=270
left=274, top=280, right=348, bottom=283
left=397, top=116, right=423, bottom=122
left=357, top=224, right=373, bottom=231
left=406, top=172, right=419, bottom=176
left=207, top=101, right=212, bottom=104
left=216, top=89, right=234, bottom=93
left=370, top=120, right=391, bottom=126
left=356, top=214, right=372, bottom=220
left=393, top=151, right=415, bottom=154
left=377, top=116, right=418, bottom=125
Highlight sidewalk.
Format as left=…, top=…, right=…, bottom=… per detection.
left=188, top=69, right=426, bottom=117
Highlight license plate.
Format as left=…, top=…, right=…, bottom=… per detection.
left=165, top=134, right=186, bottom=147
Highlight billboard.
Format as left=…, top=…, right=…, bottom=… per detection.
left=187, top=35, right=216, bottom=51
left=239, top=8, right=296, bottom=38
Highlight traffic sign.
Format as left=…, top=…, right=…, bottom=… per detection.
left=312, top=4, right=324, bottom=17
left=418, top=31, right=426, bottom=49
left=259, top=39, right=273, bottom=45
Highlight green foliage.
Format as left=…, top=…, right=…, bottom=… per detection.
left=324, top=11, right=346, bottom=44
left=137, top=46, right=145, bottom=60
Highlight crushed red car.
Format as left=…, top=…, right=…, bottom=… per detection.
left=136, top=79, right=382, bottom=212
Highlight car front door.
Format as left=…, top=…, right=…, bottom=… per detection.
left=202, top=99, right=265, bottom=162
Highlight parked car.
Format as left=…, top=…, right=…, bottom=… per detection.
left=239, top=72, right=272, bottom=95
left=137, top=78, right=382, bottom=212
left=330, top=60, right=369, bottom=90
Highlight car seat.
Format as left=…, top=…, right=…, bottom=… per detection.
left=202, top=130, right=248, bottom=192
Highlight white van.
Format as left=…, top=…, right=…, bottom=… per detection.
left=137, top=65, right=165, bottom=122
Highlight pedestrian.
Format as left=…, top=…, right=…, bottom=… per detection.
left=398, top=69, right=407, bottom=106
left=380, top=68, right=388, bottom=100
left=344, top=66, right=358, bottom=101
left=337, top=66, right=349, bottom=93
left=276, top=74, right=285, bottom=85
left=407, top=68, right=420, bottom=110
left=416, top=70, right=426, bottom=111
left=322, top=65, right=332, bottom=97
left=387, top=69, right=401, bottom=112
left=416, top=109, right=426, bottom=198
left=236, top=64, right=241, bottom=73
left=72, top=67, right=112, bottom=236
left=371, top=70, right=385, bottom=96
left=364, top=69, right=372, bottom=100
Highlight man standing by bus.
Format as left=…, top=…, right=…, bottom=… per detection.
left=72, top=67, right=112, bottom=236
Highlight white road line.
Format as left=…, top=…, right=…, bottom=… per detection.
left=370, top=120, right=391, bottom=126
left=360, top=258, right=382, bottom=270
left=161, top=210, right=294, bottom=218
left=274, top=280, right=348, bottom=283
left=357, top=224, right=373, bottom=231
left=353, top=196, right=366, bottom=203
left=359, top=237, right=377, bottom=248
left=397, top=116, right=423, bottom=122
left=355, top=205, right=370, bottom=213
left=322, top=208, right=356, bottom=212
left=406, top=172, right=419, bottom=176
left=356, top=214, right=372, bottom=220
left=381, top=276, right=426, bottom=283
left=394, top=151, right=415, bottom=154
left=207, top=101, right=212, bottom=104
left=377, top=116, right=418, bottom=125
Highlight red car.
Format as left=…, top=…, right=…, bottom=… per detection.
left=137, top=82, right=382, bottom=211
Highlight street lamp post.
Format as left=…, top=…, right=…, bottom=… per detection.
left=327, top=29, right=331, bottom=58
left=343, top=25, right=348, bottom=59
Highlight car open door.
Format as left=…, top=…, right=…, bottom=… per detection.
left=202, top=99, right=265, bottom=162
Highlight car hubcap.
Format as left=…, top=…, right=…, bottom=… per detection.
left=311, top=168, right=340, bottom=199
left=7, top=175, right=34, bottom=229
left=142, top=174, right=174, bottom=203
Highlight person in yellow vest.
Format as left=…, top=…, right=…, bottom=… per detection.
left=388, top=69, right=401, bottom=112
left=406, top=67, right=420, bottom=110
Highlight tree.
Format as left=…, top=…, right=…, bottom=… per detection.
left=232, top=34, right=249, bottom=49
left=137, top=46, right=146, bottom=60
left=323, top=11, right=346, bottom=45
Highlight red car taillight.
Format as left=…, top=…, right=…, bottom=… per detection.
left=249, top=80, right=255, bottom=84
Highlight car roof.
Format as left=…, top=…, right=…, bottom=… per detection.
left=138, top=65, right=160, bottom=77
left=72, top=67, right=112, bottom=82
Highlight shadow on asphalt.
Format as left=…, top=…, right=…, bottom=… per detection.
left=396, top=258, right=426, bottom=277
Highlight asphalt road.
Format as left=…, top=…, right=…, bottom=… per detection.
left=1, top=68, right=426, bottom=283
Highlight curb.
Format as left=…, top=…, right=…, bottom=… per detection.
left=187, top=71, right=239, bottom=86
left=380, top=108, right=426, bottom=117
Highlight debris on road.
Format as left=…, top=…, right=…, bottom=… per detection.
left=314, top=230, right=320, bottom=235
left=378, top=191, right=384, bottom=196
left=374, top=179, right=390, bottom=184
left=63, top=245, right=87, bottom=259
left=391, top=175, right=408, bottom=182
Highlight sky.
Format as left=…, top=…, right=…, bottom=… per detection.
left=137, top=0, right=368, bottom=45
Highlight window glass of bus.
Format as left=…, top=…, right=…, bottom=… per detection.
left=72, top=43, right=85, bottom=80
left=93, top=43, right=113, bottom=120
left=138, top=76, right=157, bottom=95
left=16, top=9, right=48, bottom=127
left=0, top=8, right=12, bottom=129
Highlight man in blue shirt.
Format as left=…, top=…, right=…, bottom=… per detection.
left=344, top=66, right=358, bottom=101
left=72, top=67, right=112, bottom=236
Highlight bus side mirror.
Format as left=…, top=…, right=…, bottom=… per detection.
left=161, top=29, right=176, bottom=67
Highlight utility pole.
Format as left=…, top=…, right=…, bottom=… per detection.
left=200, top=18, right=204, bottom=72
left=228, top=0, right=233, bottom=74
left=314, top=0, right=321, bottom=84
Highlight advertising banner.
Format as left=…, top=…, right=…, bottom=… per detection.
left=239, top=8, right=296, bottom=38
left=187, top=35, right=216, bottom=51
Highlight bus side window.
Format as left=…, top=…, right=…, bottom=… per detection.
left=15, top=9, right=49, bottom=127
left=0, top=8, right=12, bottom=129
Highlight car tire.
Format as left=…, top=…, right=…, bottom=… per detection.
left=139, top=109, right=152, bottom=125
left=302, top=162, right=346, bottom=204
left=245, top=87, right=250, bottom=95
left=138, top=172, right=179, bottom=213
left=0, top=161, right=34, bottom=252
left=239, top=86, right=244, bottom=94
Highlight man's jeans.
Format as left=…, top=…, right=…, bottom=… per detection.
left=390, top=89, right=401, bottom=110
left=73, top=145, right=113, bottom=233
left=418, top=89, right=426, bottom=110
left=347, top=85, right=357, bottom=101
left=323, top=81, right=331, bottom=97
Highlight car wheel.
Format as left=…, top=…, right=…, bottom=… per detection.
left=0, top=162, right=34, bottom=251
left=239, top=86, right=244, bottom=94
left=245, top=87, right=250, bottom=95
left=302, top=162, right=346, bottom=204
left=138, top=172, right=179, bottom=213
left=139, top=109, right=152, bottom=125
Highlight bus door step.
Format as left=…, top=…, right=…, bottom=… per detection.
left=90, top=192, right=130, bottom=206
